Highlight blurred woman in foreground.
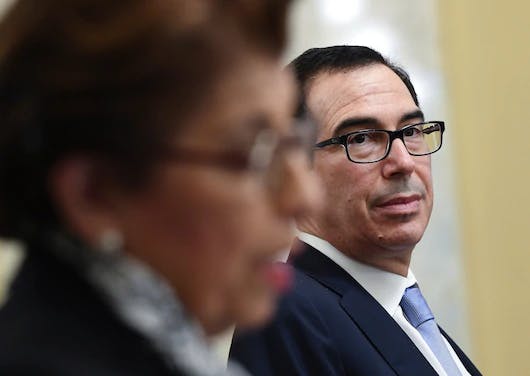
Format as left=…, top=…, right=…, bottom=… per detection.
left=0, top=0, right=319, bottom=374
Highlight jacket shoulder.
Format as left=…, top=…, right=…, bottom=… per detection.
left=0, top=251, right=176, bottom=375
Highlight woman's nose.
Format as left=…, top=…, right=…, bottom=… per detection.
left=270, top=151, right=322, bottom=221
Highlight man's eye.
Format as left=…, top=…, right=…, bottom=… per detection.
left=403, top=127, right=420, bottom=137
left=351, top=134, right=367, bottom=144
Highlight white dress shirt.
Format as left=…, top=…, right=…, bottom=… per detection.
left=298, top=232, right=470, bottom=376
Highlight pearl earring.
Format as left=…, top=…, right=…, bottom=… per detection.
left=98, top=228, right=123, bottom=255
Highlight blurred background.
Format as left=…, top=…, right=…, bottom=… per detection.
left=1, top=0, right=529, bottom=374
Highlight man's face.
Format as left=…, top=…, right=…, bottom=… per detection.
left=306, top=64, right=433, bottom=273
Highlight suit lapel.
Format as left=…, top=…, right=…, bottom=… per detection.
left=290, top=242, right=438, bottom=376
left=440, top=328, right=482, bottom=376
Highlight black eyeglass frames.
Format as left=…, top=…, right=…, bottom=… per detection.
left=314, top=121, right=445, bottom=164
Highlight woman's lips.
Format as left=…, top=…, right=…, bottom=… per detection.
left=262, top=262, right=293, bottom=294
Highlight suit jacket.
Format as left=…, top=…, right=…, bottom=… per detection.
left=0, top=246, right=183, bottom=375
left=230, top=243, right=481, bottom=376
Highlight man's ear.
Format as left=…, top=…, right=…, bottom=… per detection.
left=48, top=156, right=121, bottom=248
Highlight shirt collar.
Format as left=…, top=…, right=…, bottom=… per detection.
left=298, top=232, right=416, bottom=316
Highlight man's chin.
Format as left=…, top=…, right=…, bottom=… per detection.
left=376, top=230, right=424, bottom=252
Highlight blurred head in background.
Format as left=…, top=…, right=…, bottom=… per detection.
left=0, top=0, right=318, bottom=334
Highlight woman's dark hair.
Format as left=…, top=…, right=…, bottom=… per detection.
left=288, top=45, right=419, bottom=119
left=0, top=0, right=291, bottom=239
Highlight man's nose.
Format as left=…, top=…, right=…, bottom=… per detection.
left=381, top=138, right=415, bottom=179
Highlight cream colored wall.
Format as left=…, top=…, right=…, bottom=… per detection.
left=439, top=1, right=530, bottom=374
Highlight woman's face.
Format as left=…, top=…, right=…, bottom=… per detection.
left=111, top=57, right=320, bottom=334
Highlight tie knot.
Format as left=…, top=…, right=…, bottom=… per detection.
left=400, top=284, right=434, bottom=328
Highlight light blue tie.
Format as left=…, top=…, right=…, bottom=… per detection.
left=400, top=284, right=461, bottom=376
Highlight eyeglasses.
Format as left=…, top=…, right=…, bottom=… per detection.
left=162, top=116, right=317, bottom=178
left=314, top=121, right=445, bottom=163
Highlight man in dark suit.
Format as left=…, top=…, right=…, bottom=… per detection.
left=230, top=46, right=482, bottom=375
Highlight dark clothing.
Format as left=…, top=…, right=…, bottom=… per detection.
left=230, top=243, right=481, bottom=376
left=0, top=248, right=182, bottom=375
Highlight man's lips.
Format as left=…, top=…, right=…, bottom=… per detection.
left=376, top=194, right=421, bottom=207
left=374, top=194, right=422, bottom=215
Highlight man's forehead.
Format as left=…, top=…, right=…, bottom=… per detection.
left=306, top=64, right=405, bottom=106
left=305, top=64, right=419, bottom=134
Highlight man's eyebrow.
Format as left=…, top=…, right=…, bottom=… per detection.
left=400, top=110, right=425, bottom=124
left=332, top=110, right=425, bottom=137
left=333, top=117, right=379, bottom=137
